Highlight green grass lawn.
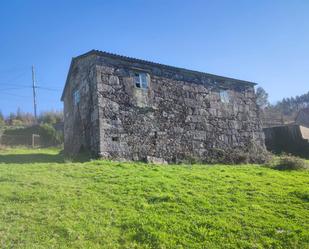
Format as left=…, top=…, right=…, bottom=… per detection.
left=0, top=148, right=308, bottom=249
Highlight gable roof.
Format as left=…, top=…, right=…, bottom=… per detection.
left=61, top=49, right=257, bottom=101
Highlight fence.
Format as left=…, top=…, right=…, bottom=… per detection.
left=0, top=134, right=40, bottom=148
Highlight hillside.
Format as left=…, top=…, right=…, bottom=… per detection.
left=0, top=148, right=308, bottom=249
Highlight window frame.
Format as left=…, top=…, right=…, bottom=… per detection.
left=72, top=89, right=80, bottom=106
left=134, top=72, right=149, bottom=89
left=219, top=89, right=230, bottom=104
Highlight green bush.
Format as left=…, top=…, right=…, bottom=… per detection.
left=181, top=145, right=271, bottom=165
left=224, top=149, right=250, bottom=164
left=1, top=124, right=63, bottom=147
left=0, top=119, right=5, bottom=127
left=38, top=123, right=63, bottom=146
left=207, top=144, right=271, bottom=165
left=39, top=111, right=63, bottom=125
left=271, top=155, right=308, bottom=171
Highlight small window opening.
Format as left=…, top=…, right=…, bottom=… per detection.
left=154, top=131, right=158, bottom=139
left=73, top=89, right=80, bottom=105
left=112, top=137, right=119, bottom=142
left=134, top=72, right=148, bottom=89
left=153, top=131, right=158, bottom=145
left=219, top=90, right=230, bottom=103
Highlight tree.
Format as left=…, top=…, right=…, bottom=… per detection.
left=0, top=111, right=4, bottom=127
left=39, top=111, right=63, bottom=125
left=16, top=107, right=22, bottom=121
left=256, top=87, right=269, bottom=109
left=7, top=112, right=17, bottom=126
left=274, top=91, right=309, bottom=116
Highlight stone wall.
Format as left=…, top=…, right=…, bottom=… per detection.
left=264, top=125, right=309, bottom=158
left=94, top=56, right=265, bottom=163
left=63, top=55, right=100, bottom=156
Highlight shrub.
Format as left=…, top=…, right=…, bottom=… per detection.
left=224, top=149, right=250, bottom=164
left=0, top=119, right=4, bottom=127
left=11, top=119, right=24, bottom=127
left=39, top=111, right=63, bottom=125
left=271, top=155, right=308, bottom=171
left=208, top=143, right=271, bottom=165
left=0, top=144, right=7, bottom=151
left=181, top=144, right=271, bottom=165
left=38, top=123, right=63, bottom=146
left=181, top=155, right=201, bottom=164
left=1, top=124, right=63, bottom=147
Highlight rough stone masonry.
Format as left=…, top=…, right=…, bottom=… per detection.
left=61, top=50, right=265, bottom=163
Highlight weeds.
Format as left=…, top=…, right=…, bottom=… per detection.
left=269, top=155, right=309, bottom=171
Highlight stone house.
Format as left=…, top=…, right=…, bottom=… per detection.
left=264, top=124, right=309, bottom=157
left=61, top=50, right=265, bottom=163
left=263, top=108, right=309, bottom=157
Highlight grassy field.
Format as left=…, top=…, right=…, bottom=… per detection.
left=0, top=148, right=308, bottom=249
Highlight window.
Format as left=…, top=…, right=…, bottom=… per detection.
left=219, top=90, right=230, bottom=103
left=112, top=137, right=119, bottom=142
left=134, top=72, right=148, bottom=89
left=73, top=89, right=80, bottom=105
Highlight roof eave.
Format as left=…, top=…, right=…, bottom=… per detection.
left=61, top=50, right=100, bottom=101
left=90, top=50, right=257, bottom=86
left=61, top=58, right=76, bottom=101
left=61, top=49, right=257, bottom=101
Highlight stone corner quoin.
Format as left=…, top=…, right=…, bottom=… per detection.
left=61, top=50, right=265, bottom=163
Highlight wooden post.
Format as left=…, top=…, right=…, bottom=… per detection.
left=32, top=66, right=38, bottom=122
left=32, top=134, right=40, bottom=148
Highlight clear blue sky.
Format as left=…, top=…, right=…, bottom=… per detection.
left=0, top=0, right=308, bottom=115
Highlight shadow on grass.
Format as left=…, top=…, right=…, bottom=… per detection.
left=0, top=151, right=92, bottom=164
left=0, top=153, right=65, bottom=164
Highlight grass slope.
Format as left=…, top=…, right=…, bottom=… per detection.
left=0, top=148, right=308, bottom=249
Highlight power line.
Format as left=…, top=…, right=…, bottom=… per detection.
left=0, top=91, right=30, bottom=98
left=0, top=66, right=28, bottom=74
left=0, top=83, right=62, bottom=92
left=37, top=86, right=61, bottom=91
left=0, top=66, right=62, bottom=116
left=0, top=83, right=32, bottom=88
left=0, top=86, right=31, bottom=91
left=0, top=82, right=62, bottom=91
left=0, top=69, right=29, bottom=85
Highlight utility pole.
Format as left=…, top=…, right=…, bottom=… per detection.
left=31, top=65, right=37, bottom=122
